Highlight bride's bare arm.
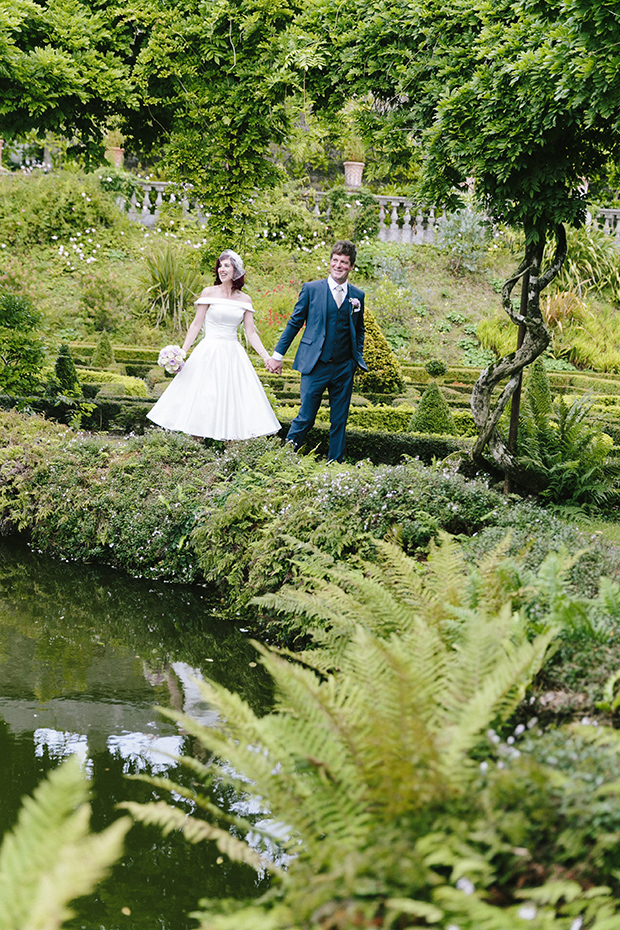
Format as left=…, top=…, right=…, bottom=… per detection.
left=182, top=302, right=208, bottom=354
left=243, top=310, right=271, bottom=363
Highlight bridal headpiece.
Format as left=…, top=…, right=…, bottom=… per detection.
left=219, top=249, right=245, bottom=281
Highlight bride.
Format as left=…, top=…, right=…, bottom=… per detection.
left=147, top=249, right=280, bottom=440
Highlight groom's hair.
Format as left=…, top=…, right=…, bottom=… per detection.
left=331, top=240, right=357, bottom=266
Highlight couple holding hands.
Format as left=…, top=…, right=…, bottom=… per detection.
left=148, top=239, right=366, bottom=464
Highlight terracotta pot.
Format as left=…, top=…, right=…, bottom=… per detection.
left=105, top=146, right=125, bottom=169
left=343, top=161, right=365, bottom=189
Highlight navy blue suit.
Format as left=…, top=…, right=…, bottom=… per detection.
left=274, top=278, right=366, bottom=462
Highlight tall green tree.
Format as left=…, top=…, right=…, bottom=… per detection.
left=301, top=0, right=620, bottom=482
left=125, top=0, right=308, bottom=241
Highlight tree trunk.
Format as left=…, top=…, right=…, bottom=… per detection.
left=470, top=224, right=567, bottom=485
left=503, top=268, right=529, bottom=494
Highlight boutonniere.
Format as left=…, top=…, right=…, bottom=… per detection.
left=350, top=297, right=361, bottom=313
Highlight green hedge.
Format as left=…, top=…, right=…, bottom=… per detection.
left=276, top=419, right=470, bottom=465
left=76, top=368, right=149, bottom=397
left=276, top=403, right=476, bottom=438
left=0, top=395, right=152, bottom=432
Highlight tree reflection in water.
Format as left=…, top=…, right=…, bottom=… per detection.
left=0, top=540, right=273, bottom=930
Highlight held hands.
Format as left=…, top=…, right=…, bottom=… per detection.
left=265, top=357, right=283, bottom=373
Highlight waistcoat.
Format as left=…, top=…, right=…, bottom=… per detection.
left=320, top=287, right=353, bottom=363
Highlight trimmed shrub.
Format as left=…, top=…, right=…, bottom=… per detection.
left=278, top=404, right=415, bottom=433
left=54, top=344, right=82, bottom=396
left=76, top=368, right=148, bottom=397
left=453, top=408, right=477, bottom=437
left=91, top=331, right=115, bottom=368
left=409, top=381, right=456, bottom=435
left=276, top=418, right=467, bottom=465
left=425, top=358, right=447, bottom=377
left=355, top=309, right=404, bottom=393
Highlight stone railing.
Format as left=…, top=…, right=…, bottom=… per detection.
left=596, top=208, right=620, bottom=240
left=116, top=180, right=208, bottom=228
left=306, top=192, right=441, bottom=244
left=120, top=180, right=620, bottom=246
left=376, top=197, right=440, bottom=244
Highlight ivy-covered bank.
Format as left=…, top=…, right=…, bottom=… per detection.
left=1, top=409, right=619, bottom=624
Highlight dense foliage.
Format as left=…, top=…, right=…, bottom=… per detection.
left=0, top=756, right=130, bottom=929
left=0, top=293, right=44, bottom=394
left=1, top=411, right=619, bottom=628
left=516, top=359, right=618, bottom=506
left=123, top=537, right=620, bottom=930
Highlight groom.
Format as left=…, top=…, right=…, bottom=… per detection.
left=268, top=240, right=367, bottom=463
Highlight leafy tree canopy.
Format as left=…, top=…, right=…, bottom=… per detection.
left=300, top=0, right=620, bottom=243
left=294, top=0, right=620, bottom=482
left=0, top=0, right=137, bottom=160
left=123, top=0, right=309, bottom=238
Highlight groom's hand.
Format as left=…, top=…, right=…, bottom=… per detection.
left=266, top=357, right=283, bottom=373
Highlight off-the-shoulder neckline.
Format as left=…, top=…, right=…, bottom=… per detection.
left=197, top=297, right=253, bottom=308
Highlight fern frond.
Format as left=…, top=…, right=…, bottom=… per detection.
left=192, top=900, right=293, bottom=930
left=126, top=772, right=265, bottom=837
left=0, top=756, right=130, bottom=930
left=439, top=624, right=559, bottom=780
left=421, top=532, right=471, bottom=610
left=119, top=801, right=269, bottom=871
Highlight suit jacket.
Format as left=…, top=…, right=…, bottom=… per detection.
left=274, top=279, right=368, bottom=375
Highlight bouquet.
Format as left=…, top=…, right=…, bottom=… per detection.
left=158, top=345, right=186, bottom=374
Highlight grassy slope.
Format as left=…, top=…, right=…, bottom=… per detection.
left=1, top=214, right=515, bottom=363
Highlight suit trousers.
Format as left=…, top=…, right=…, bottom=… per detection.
left=286, top=357, right=357, bottom=463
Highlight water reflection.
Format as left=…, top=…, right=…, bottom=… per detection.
left=0, top=540, right=273, bottom=929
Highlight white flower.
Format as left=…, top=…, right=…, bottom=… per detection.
left=456, top=877, right=475, bottom=895
left=158, top=345, right=186, bottom=374
left=518, top=905, right=537, bottom=920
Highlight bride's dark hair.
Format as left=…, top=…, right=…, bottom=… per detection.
left=214, top=250, right=245, bottom=290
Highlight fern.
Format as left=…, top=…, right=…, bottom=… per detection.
left=516, top=361, right=618, bottom=506
left=120, top=533, right=620, bottom=929
left=0, top=756, right=130, bottom=930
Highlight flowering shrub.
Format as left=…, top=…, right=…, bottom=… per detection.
left=0, top=170, right=126, bottom=246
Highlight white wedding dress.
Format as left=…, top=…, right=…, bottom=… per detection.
left=147, top=301, right=280, bottom=440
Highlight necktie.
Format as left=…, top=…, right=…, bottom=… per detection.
left=334, top=285, right=344, bottom=308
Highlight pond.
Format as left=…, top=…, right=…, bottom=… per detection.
left=0, top=539, right=274, bottom=929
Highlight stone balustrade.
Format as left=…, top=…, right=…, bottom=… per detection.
left=116, top=180, right=208, bottom=228
left=304, top=191, right=441, bottom=244
left=121, top=179, right=620, bottom=245
left=596, top=208, right=620, bottom=240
